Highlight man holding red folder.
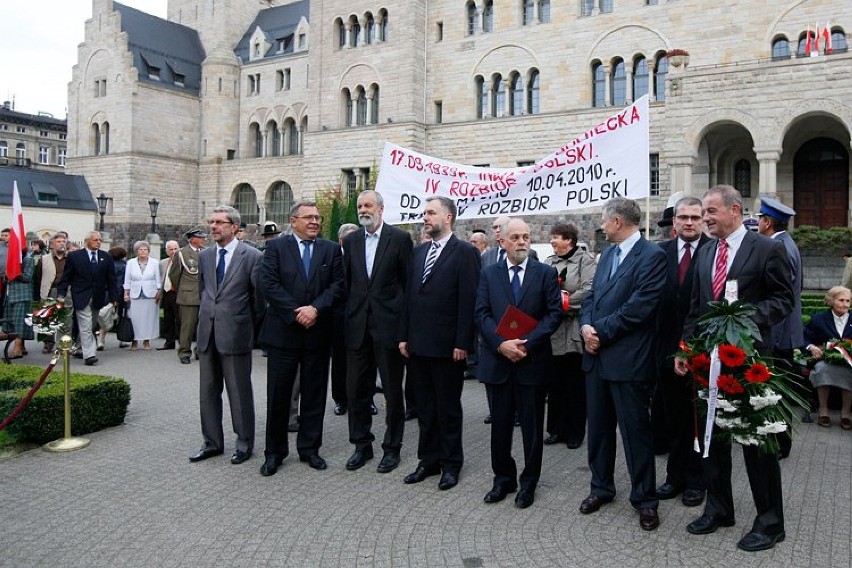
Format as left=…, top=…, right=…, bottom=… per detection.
left=475, top=219, right=562, bottom=508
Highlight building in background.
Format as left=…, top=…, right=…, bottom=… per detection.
left=0, top=102, right=68, bottom=173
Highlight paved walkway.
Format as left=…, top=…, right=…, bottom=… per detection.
left=1, top=337, right=850, bottom=567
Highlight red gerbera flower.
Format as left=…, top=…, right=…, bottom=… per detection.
left=717, top=374, right=745, bottom=395
left=745, top=363, right=771, bottom=383
left=694, top=376, right=709, bottom=388
left=690, top=353, right=711, bottom=374
left=718, top=344, right=746, bottom=368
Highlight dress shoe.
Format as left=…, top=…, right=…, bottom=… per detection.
left=230, top=450, right=251, bottom=464
left=686, top=513, right=736, bottom=535
left=370, top=401, right=379, bottom=415
left=484, top=483, right=517, bottom=503
left=260, top=455, right=284, bottom=476
left=515, top=488, right=535, bottom=509
left=817, top=415, right=831, bottom=427
left=156, top=343, right=175, bottom=351
left=333, top=403, right=348, bottom=416
left=656, top=482, right=684, bottom=500
left=483, top=414, right=492, bottom=424
left=180, top=355, right=191, bottom=364
left=404, top=464, right=441, bottom=484
left=841, top=417, right=852, bottom=430
left=543, top=433, right=562, bottom=445
left=404, top=409, right=417, bottom=421
left=566, top=440, right=582, bottom=449
left=737, top=530, right=785, bottom=552
left=376, top=452, right=400, bottom=473
left=639, top=508, right=660, bottom=531
left=681, top=489, right=705, bottom=507
left=438, top=471, right=458, bottom=490
left=189, top=447, right=223, bottom=462
left=300, top=454, right=327, bottom=470
left=85, top=356, right=98, bottom=366
left=72, top=352, right=84, bottom=359
left=345, top=448, right=374, bottom=471
left=579, top=494, right=613, bottom=514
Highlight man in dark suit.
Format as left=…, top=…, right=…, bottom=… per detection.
left=190, top=206, right=264, bottom=465
left=655, top=196, right=711, bottom=508
left=675, top=185, right=793, bottom=552
left=578, top=197, right=667, bottom=531
left=331, top=223, right=360, bottom=416
left=259, top=201, right=344, bottom=476
left=57, top=231, right=118, bottom=366
left=476, top=218, right=562, bottom=508
left=399, top=196, right=480, bottom=490
left=343, top=190, right=413, bottom=474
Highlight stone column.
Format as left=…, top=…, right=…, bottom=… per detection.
left=366, top=94, right=374, bottom=125
left=668, top=155, right=695, bottom=196
left=604, top=65, right=612, bottom=107
left=345, top=24, right=352, bottom=48
left=625, top=68, right=634, bottom=104
left=351, top=95, right=358, bottom=126
left=648, top=66, right=656, bottom=103
left=261, top=131, right=268, bottom=157
left=755, top=148, right=781, bottom=198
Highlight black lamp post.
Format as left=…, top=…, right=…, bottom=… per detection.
left=148, top=198, right=160, bottom=233
left=96, top=193, right=109, bottom=231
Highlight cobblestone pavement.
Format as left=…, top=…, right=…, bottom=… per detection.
left=1, top=338, right=850, bottom=567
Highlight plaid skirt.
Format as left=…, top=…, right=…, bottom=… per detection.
left=5, top=301, right=34, bottom=340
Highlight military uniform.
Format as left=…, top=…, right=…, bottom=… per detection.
left=169, top=232, right=204, bottom=362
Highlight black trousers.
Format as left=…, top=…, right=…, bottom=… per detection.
left=659, top=367, right=704, bottom=490
left=160, top=290, right=179, bottom=343
left=264, top=344, right=330, bottom=460
left=347, top=330, right=406, bottom=453
left=408, top=354, right=465, bottom=474
left=488, top=379, right=547, bottom=491
left=330, top=328, right=349, bottom=406
left=547, top=353, right=587, bottom=444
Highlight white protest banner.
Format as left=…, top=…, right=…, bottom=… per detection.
left=376, top=95, right=649, bottom=224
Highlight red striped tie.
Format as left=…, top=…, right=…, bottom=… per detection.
left=712, top=239, right=728, bottom=300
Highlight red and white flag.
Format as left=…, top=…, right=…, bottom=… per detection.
left=824, top=22, right=833, bottom=54
left=6, top=180, right=25, bottom=281
left=813, top=22, right=821, bottom=52
left=805, top=23, right=813, bottom=54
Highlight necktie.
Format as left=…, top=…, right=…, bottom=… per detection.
left=608, top=247, right=621, bottom=279
left=216, top=248, right=227, bottom=286
left=678, top=242, right=692, bottom=285
left=498, top=248, right=506, bottom=263
left=422, top=242, right=440, bottom=283
left=302, top=240, right=313, bottom=277
left=510, top=265, right=522, bottom=304
left=90, top=251, right=98, bottom=271
left=712, top=239, right=728, bottom=300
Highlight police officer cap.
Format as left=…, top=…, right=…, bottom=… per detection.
left=759, top=197, right=796, bottom=222
left=261, top=221, right=281, bottom=236
left=185, top=227, right=207, bottom=239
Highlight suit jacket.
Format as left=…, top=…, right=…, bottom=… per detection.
left=168, top=245, right=201, bottom=306
left=258, top=234, right=344, bottom=349
left=579, top=236, right=668, bottom=382
left=196, top=241, right=264, bottom=355
left=803, top=310, right=852, bottom=346
left=342, top=223, right=412, bottom=349
left=770, top=231, right=804, bottom=351
left=123, top=257, right=161, bottom=299
left=683, top=229, right=793, bottom=348
left=57, top=248, right=118, bottom=310
left=475, top=258, right=563, bottom=386
left=400, top=235, right=481, bottom=357
left=656, top=234, right=711, bottom=366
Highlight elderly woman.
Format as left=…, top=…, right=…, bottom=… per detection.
left=803, top=285, right=852, bottom=429
left=544, top=223, right=596, bottom=448
left=5, top=248, right=35, bottom=358
left=123, top=241, right=161, bottom=351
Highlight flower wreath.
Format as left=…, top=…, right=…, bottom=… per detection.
left=25, top=298, right=72, bottom=336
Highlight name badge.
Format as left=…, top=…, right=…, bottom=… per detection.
left=724, top=280, right=738, bottom=302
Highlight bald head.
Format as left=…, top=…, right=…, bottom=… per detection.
left=503, top=219, right=531, bottom=265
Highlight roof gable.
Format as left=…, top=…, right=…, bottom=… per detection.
left=235, top=1, right=309, bottom=62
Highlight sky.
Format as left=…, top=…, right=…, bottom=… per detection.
left=0, top=0, right=168, bottom=118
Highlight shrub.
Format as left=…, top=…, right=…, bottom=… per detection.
left=789, top=225, right=852, bottom=256
left=0, top=365, right=130, bottom=444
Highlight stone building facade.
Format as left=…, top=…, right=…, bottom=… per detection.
left=0, top=102, right=68, bottom=173
left=68, top=0, right=852, bottom=247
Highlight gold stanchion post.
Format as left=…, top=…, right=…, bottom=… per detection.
left=43, top=335, right=90, bottom=452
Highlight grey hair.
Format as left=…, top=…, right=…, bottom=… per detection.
left=602, top=197, right=641, bottom=226
left=290, top=200, right=318, bottom=217
left=703, top=185, right=743, bottom=210
left=213, top=205, right=241, bottom=226
left=133, top=240, right=151, bottom=253
left=338, top=223, right=359, bottom=239
left=359, top=190, right=384, bottom=208
left=165, top=240, right=179, bottom=249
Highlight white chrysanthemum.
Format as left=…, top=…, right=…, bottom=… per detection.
left=749, top=390, right=782, bottom=410
left=716, top=398, right=739, bottom=413
left=733, top=434, right=760, bottom=445
left=756, top=421, right=787, bottom=435
left=715, top=416, right=746, bottom=429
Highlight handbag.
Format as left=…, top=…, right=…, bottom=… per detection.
left=97, top=304, right=118, bottom=332
left=116, top=307, right=135, bottom=343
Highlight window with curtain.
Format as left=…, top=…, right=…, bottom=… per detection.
left=266, top=182, right=294, bottom=224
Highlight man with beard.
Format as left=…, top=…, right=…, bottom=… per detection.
left=399, top=196, right=480, bottom=490
left=342, top=190, right=412, bottom=473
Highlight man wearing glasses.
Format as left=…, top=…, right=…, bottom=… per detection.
left=258, top=201, right=344, bottom=476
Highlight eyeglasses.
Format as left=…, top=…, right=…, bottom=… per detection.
left=675, top=215, right=702, bottom=222
left=293, top=215, right=322, bottom=222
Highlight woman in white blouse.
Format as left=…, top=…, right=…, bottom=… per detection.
left=123, top=241, right=162, bottom=351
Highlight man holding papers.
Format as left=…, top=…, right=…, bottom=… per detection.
left=475, top=219, right=562, bottom=508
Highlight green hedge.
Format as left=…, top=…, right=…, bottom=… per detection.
left=789, top=225, right=852, bottom=256
left=0, top=365, right=130, bottom=444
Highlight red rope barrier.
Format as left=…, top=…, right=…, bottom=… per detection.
left=0, top=357, right=59, bottom=431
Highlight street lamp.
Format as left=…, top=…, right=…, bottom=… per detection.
left=148, top=198, right=160, bottom=234
left=96, top=193, right=109, bottom=231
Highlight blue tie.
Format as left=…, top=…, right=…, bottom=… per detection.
left=90, top=251, right=98, bottom=272
left=510, top=265, right=522, bottom=304
left=216, top=248, right=227, bottom=286
left=302, top=240, right=313, bottom=277
left=422, top=242, right=440, bottom=283
left=609, top=247, right=621, bottom=280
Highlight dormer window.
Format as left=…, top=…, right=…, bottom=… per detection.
left=254, top=43, right=261, bottom=57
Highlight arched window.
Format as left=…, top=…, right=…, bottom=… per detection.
left=91, top=123, right=100, bottom=155
left=300, top=116, right=308, bottom=153
left=267, top=182, right=294, bottom=224
left=15, top=142, right=26, bottom=160
left=0, top=141, right=6, bottom=158
left=611, top=59, right=626, bottom=105
left=336, top=18, right=346, bottom=49
left=832, top=28, right=848, bottom=52
left=378, top=9, right=388, bottom=41
left=599, top=0, right=613, bottom=14
left=734, top=159, right=751, bottom=198
left=592, top=62, right=605, bottom=107
left=633, top=57, right=649, bottom=100
left=492, top=75, right=505, bottom=117
left=283, top=119, right=299, bottom=155
left=249, top=122, right=262, bottom=157
left=476, top=76, right=487, bottom=119
left=509, top=73, right=524, bottom=116
left=232, top=184, right=259, bottom=225
left=797, top=32, right=815, bottom=56
left=349, top=16, right=360, bottom=48
left=538, top=0, right=551, bottom=23
left=523, top=0, right=534, bottom=26
left=356, top=87, right=367, bottom=126
left=370, top=84, right=380, bottom=124
left=365, top=13, right=375, bottom=44
left=527, top=69, right=540, bottom=115
left=466, top=2, right=477, bottom=36
left=581, top=0, right=594, bottom=17
left=654, top=55, right=668, bottom=102
left=342, top=89, right=353, bottom=127
left=102, top=122, right=110, bottom=154
left=483, top=1, right=493, bottom=33
left=771, top=37, right=790, bottom=60
left=268, top=120, right=280, bottom=156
